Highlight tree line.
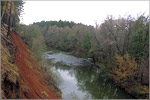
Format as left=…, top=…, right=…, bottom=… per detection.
left=33, top=20, right=78, bottom=28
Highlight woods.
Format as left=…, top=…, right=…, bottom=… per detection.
left=16, top=14, right=149, bottom=99
left=1, top=0, right=149, bottom=99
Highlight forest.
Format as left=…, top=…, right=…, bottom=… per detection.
left=1, top=0, right=149, bottom=99
left=16, top=15, right=149, bottom=99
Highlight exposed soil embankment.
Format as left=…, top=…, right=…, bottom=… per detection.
left=1, top=24, right=61, bottom=99
left=10, top=31, right=61, bottom=99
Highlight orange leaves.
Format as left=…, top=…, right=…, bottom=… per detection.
left=111, top=53, right=149, bottom=98
left=111, top=53, right=138, bottom=84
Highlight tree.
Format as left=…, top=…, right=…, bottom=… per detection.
left=111, top=53, right=138, bottom=86
left=82, top=32, right=91, bottom=56
left=31, top=36, right=46, bottom=61
left=129, top=15, right=149, bottom=62
left=7, top=1, right=12, bottom=38
left=1, top=0, right=24, bottom=37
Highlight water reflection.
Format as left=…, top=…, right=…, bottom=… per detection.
left=45, top=52, right=133, bottom=99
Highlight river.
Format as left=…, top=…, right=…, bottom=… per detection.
left=44, top=51, right=133, bottom=99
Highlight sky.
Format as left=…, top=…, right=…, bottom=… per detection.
left=20, top=1, right=149, bottom=27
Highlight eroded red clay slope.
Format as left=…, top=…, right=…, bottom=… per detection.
left=10, top=31, right=60, bottom=99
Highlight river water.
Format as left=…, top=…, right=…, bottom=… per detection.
left=44, top=51, right=133, bottom=99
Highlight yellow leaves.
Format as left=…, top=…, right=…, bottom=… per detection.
left=27, top=48, right=32, bottom=54
left=2, top=1, right=16, bottom=16
left=20, top=31, right=24, bottom=34
left=11, top=2, right=15, bottom=14
left=141, top=86, right=149, bottom=95
left=126, top=83, right=149, bottom=99
left=111, top=53, right=138, bottom=84
left=7, top=1, right=11, bottom=9
left=41, top=91, right=49, bottom=98
left=2, top=6, right=7, bottom=13
left=115, top=53, right=124, bottom=68
left=124, top=53, right=138, bottom=71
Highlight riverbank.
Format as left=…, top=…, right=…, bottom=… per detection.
left=67, top=50, right=149, bottom=99
left=44, top=50, right=134, bottom=99
left=1, top=24, right=61, bottom=99
left=45, top=48, right=148, bottom=99
left=11, top=31, right=61, bottom=99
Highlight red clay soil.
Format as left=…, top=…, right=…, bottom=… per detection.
left=10, top=31, right=61, bottom=99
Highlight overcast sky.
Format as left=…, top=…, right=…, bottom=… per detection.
left=20, top=1, right=149, bottom=27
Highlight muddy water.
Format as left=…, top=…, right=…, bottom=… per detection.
left=44, top=51, right=133, bottom=99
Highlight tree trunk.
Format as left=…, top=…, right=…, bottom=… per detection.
left=7, top=1, right=12, bottom=38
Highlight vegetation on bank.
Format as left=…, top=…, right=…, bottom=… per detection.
left=1, top=1, right=61, bottom=99
left=16, top=14, right=149, bottom=99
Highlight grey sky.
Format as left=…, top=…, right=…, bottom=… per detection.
left=20, top=1, right=149, bottom=26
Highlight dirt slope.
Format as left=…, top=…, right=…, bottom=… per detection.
left=1, top=29, right=61, bottom=99
left=10, top=31, right=61, bottom=99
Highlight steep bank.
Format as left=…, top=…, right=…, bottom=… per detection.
left=1, top=24, right=61, bottom=99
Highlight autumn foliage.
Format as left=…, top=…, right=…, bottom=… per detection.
left=111, top=53, right=138, bottom=85
left=111, top=53, right=149, bottom=98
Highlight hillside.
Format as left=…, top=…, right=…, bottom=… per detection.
left=1, top=24, right=61, bottom=99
